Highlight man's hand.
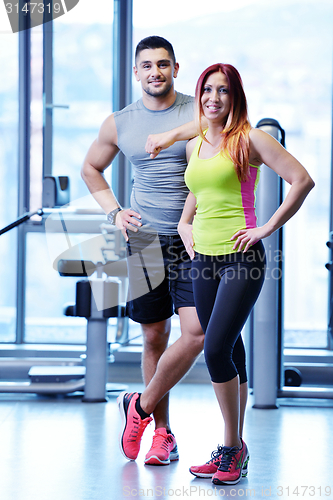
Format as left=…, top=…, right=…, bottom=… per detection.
left=116, top=209, right=142, bottom=241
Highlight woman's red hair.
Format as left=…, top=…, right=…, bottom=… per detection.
left=195, top=63, right=251, bottom=182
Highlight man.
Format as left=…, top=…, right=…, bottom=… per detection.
left=81, top=36, right=204, bottom=466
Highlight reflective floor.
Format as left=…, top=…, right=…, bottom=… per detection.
left=0, top=383, right=332, bottom=500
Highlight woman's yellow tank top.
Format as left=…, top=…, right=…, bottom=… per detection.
left=184, top=135, right=260, bottom=256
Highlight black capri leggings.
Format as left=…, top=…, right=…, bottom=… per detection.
left=192, top=241, right=266, bottom=384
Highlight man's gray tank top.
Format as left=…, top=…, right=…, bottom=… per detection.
left=113, top=92, right=195, bottom=235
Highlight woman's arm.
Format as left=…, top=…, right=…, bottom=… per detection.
left=231, top=128, right=315, bottom=252
left=145, top=121, right=199, bottom=159
left=145, top=118, right=207, bottom=159
left=177, top=138, right=199, bottom=259
left=178, top=191, right=197, bottom=260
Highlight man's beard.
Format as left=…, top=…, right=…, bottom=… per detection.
left=143, top=82, right=173, bottom=98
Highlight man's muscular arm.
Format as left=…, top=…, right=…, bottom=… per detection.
left=81, top=114, right=141, bottom=240
left=82, top=115, right=120, bottom=212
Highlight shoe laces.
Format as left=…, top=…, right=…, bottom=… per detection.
left=207, top=445, right=224, bottom=464
left=218, top=446, right=238, bottom=472
left=151, top=430, right=173, bottom=452
left=128, top=414, right=152, bottom=441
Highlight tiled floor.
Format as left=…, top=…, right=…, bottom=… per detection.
left=0, top=383, right=332, bottom=500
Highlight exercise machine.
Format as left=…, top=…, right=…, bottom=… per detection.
left=252, top=118, right=333, bottom=406
left=0, top=209, right=129, bottom=400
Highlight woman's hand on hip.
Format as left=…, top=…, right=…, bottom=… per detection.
left=178, top=222, right=195, bottom=260
left=231, top=226, right=270, bottom=253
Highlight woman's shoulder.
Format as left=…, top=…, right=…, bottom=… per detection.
left=186, top=135, right=200, bottom=160
left=249, top=127, right=266, bottom=141
left=187, top=135, right=199, bottom=148
left=249, top=127, right=283, bottom=166
left=249, top=127, right=277, bottom=147
left=248, top=128, right=268, bottom=166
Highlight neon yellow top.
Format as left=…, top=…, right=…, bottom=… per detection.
left=184, top=135, right=260, bottom=256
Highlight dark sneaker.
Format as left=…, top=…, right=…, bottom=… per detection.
left=189, top=445, right=224, bottom=478
left=212, top=438, right=249, bottom=485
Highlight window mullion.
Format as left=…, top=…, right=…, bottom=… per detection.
left=43, top=21, right=53, bottom=177
left=16, top=19, right=31, bottom=343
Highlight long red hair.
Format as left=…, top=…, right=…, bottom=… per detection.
left=195, top=63, right=251, bottom=182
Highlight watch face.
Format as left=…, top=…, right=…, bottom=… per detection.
left=107, top=208, right=121, bottom=225
left=107, top=213, right=115, bottom=224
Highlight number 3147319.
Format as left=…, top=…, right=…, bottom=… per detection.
left=5, top=3, right=61, bottom=14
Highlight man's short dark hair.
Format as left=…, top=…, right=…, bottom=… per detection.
left=135, top=36, right=176, bottom=65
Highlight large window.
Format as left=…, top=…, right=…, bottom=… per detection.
left=1, top=0, right=332, bottom=352
left=52, top=1, right=113, bottom=203
left=24, top=0, right=114, bottom=343
left=133, top=0, right=333, bottom=349
left=0, top=31, right=19, bottom=342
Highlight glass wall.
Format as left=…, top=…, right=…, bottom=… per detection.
left=133, top=0, right=333, bottom=348
left=0, top=31, right=19, bottom=342
left=52, top=0, right=113, bottom=203
left=1, top=0, right=332, bottom=348
left=24, top=0, right=114, bottom=343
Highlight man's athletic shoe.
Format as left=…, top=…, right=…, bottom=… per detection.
left=212, top=438, right=249, bottom=485
left=189, top=445, right=224, bottom=478
left=144, top=428, right=179, bottom=466
left=117, top=392, right=152, bottom=460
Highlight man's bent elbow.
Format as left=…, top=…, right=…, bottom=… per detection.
left=81, top=164, right=87, bottom=182
left=81, top=161, right=96, bottom=184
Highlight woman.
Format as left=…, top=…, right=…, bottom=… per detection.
left=147, top=63, right=314, bottom=485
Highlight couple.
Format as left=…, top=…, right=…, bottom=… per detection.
left=81, top=36, right=314, bottom=485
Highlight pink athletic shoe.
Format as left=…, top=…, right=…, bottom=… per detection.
left=144, top=427, right=179, bottom=466
left=117, top=392, right=152, bottom=460
left=212, top=438, right=249, bottom=485
left=189, top=445, right=224, bottom=478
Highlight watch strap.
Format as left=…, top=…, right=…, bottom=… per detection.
left=107, top=207, right=122, bottom=224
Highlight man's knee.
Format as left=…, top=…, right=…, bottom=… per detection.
left=179, top=308, right=205, bottom=350
left=182, top=324, right=205, bottom=354
left=141, top=320, right=171, bottom=349
left=191, top=329, right=205, bottom=354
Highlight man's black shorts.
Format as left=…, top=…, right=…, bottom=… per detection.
left=126, top=230, right=195, bottom=324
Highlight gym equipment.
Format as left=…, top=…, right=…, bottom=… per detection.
left=0, top=208, right=44, bottom=235
left=326, top=231, right=333, bottom=339
left=252, top=118, right=284, bottom=409
left=42, top=176, right=70, bottom=208
left=56, top=248, right=128, bottom=402
left=284, top=367, right=302, bottom=387
left=0, top=209, right=129, bottom=400
left=253, top=119, right=333, bottom=404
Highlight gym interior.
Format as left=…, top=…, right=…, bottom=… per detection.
left=0, top=1, right=332, bottom=499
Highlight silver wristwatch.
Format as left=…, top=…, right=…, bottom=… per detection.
left=107, top=207, right=122, bottom=225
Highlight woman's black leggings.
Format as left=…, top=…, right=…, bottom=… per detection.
left=192, top=241, right=266, bottom=384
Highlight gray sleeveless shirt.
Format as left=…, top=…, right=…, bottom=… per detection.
left=114, top=92, right=195, bottom=235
